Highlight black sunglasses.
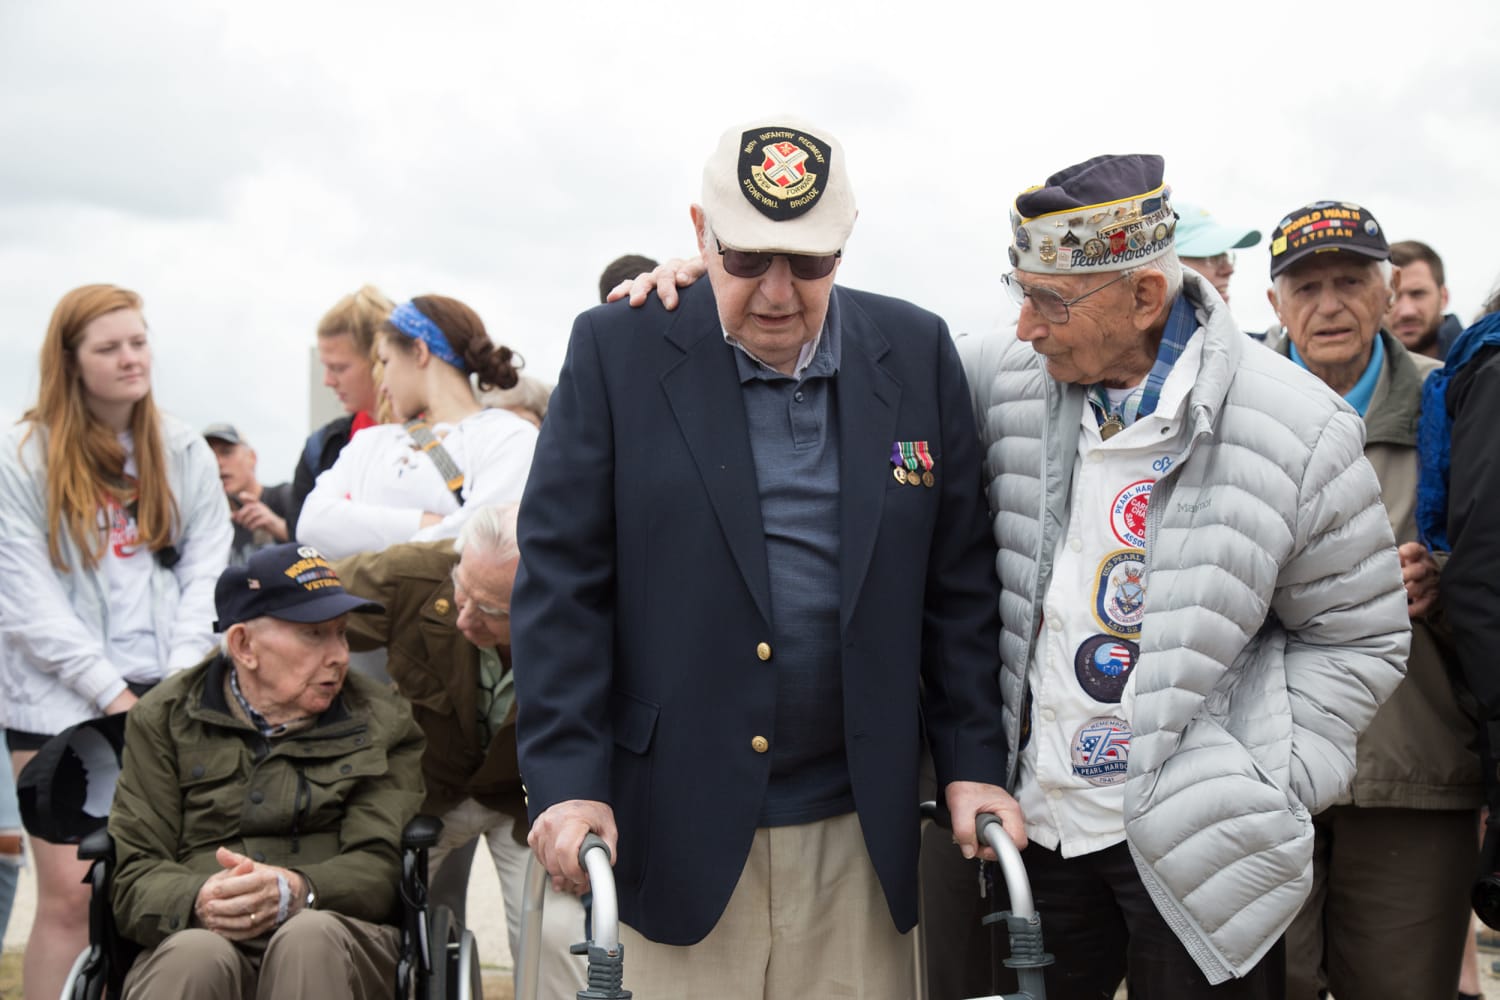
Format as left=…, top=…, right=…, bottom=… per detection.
left=716, top=240, right=841, bottom=281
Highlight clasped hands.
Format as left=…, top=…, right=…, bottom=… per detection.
left=192, top=845, right=308, bottom=941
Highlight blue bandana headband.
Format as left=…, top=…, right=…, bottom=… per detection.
left=389, top=301, right=468, bottom=374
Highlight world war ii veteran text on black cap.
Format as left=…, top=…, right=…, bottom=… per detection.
left=214, top=542, right=381, bottom=631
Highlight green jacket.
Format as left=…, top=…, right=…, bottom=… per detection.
left=108, top=654, right=426, bottom=947
left=1268, top=328, right=1481, bottom=808
left=335, top=541, right=526, bottom=839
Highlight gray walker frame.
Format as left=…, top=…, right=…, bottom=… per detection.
left=516, top=833, right=629, bottom=1000
left=517, top=812, right=1048, bottom=1000
left=935, top=811, right=1051, bottom=1000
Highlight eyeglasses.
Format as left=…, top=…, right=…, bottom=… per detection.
left=1183, top=251, right=1236, bottom=270
left=1001, top=271, right=1133, bottom=324
left=716, top=240, right=841, bottom=281
left=451, top=565, right=509, bottom=621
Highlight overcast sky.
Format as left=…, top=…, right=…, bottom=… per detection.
left=3, top=0, right=1497, bottom=479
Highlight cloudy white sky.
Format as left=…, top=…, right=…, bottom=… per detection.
left=3, top=0, right=1497, bottom=479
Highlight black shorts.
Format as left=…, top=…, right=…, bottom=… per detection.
left=4, top=729, right=51, bottom=753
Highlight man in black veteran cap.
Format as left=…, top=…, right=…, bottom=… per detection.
left=512, top=116, right=1018, bottom=998
left=106, top=543, right=425, bottom=1000
left=1260, top=202, right=1483, bottom=1000
left=955, top=154, right=1411, bottom=997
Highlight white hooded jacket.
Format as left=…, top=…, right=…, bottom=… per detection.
left=0, top=413, right=231, bottom=734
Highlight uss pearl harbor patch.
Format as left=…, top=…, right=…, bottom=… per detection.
left=1093, top=549, right=1146, bottom=638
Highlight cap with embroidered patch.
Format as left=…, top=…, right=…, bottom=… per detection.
left=1268, top=200, right=1389, bottom=278
left=214, top=542, right=380, bottom=631
left=700, top=116, right=856, bottom=255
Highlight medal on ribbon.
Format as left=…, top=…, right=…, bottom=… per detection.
left=915, top=441, right=936, bottom=487
left=898, top=441, right=922, bottom=487
left=890, top=441, right=909, bottom=484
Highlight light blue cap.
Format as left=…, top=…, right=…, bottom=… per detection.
left=1173, top=201, right=1260, bottom=257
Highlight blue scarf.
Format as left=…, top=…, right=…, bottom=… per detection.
left=1087, top=294, right=1198, bottom=428
left=1416, top=310, right=1500, bottom=550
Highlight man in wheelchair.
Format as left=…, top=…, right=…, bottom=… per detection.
left=106, top=542, right=426, bottom=999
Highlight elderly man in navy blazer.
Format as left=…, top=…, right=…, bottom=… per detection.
left=512, top=116, right=1021, bottom=998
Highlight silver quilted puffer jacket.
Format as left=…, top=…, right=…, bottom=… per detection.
left=957, top=270, right=1410, bottom=984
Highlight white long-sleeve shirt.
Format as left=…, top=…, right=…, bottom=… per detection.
left=297, top=407, right=537, bottom=558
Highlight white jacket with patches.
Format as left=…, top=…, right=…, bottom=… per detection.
left=957, top=271, right=1409, bottom=983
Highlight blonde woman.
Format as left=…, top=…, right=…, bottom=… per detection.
left=0, top=285, right=230, bottom=1000
left=288, top=285, right=396, bottom=537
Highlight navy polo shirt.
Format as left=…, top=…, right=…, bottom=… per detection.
left=728, top=294, right=853, bottom=827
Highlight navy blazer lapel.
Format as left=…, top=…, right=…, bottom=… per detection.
left=659, top=288, right=774, bottom=626
left=836, top=291, right=902, bottom=629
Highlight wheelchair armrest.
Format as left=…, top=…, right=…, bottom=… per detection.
left=401, top=814, right=444, bottom=851
left=78, top=827, right=116, bottom=863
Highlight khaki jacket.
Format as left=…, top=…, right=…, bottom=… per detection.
left=1269, top=328, right=1480, bottom=809
left=109, top=655, right=425, bottom=947
left=336, top=541, right=527, bottom=838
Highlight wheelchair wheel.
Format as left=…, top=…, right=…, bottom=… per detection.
left=427, top=904, right=482, bottom=1000
left=456, top=928, right=481, bottom=1000
left=427, top=905, right=456, bottom=1000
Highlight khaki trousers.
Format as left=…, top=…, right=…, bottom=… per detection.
left=427, top=797, right=588, bottom=996
left=619, top=811, right=915, bottom=1000
left=120, top=910, right=399, bottom=1000
left=1286, top=804, right=1478, bottom=999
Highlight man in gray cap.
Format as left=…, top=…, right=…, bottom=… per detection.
left=1263, top=202, right=1482, bottom=999
left=202, top=423, right=293, bottom=566
left=957, top=155, right=1410, bottom=997
left=512, top=116, right=1019, bottom=998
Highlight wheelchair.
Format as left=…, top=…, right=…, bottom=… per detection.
left=59, top=814, right=481, bottom=1000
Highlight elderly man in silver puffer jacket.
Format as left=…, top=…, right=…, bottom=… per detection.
left=957, top=155, right=1410, bottom=999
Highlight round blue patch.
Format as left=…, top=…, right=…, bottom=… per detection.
left=1074, top=634, right=1139, bottom=703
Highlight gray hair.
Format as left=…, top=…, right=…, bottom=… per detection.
left=479, top=374, right=553, bottom=423
left=1128, top=252, right=1183, bottom=302
left=454, top=503, right=520, bottom=562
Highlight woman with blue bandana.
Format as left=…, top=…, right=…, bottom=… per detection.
left=298, top=295, right=538, bottom=559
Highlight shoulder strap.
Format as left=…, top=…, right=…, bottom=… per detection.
left=404, top=418, right=466, bottom=505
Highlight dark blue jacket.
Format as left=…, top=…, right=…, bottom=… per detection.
left=512, top=280, right=1006, bottom=944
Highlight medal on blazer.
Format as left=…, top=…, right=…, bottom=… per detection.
left=899, top=441, right=921, bottom=487
left=890, top=441, right=909, bottom=483
left=914, top=441, right=936, bottom=487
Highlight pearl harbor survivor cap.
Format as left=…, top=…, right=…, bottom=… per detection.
left=1010, top=154, right=1176, bottom=274
left=701, top=116, right=857, bottom=256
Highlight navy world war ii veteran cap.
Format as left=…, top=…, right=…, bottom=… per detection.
left=1267, top=200, right=1389, bottom=279
left=214, top=542, right=381, bottom=631
left=1010, top=154, right=1175, bottom=274
left=701, top=116, right=857, bottom=255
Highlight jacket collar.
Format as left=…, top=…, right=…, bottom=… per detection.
left=1267, top=327, right=1428, bottom=447
left=658, top=283, right=897, bottom=629
left=199, top=652, right=354, bottom=730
